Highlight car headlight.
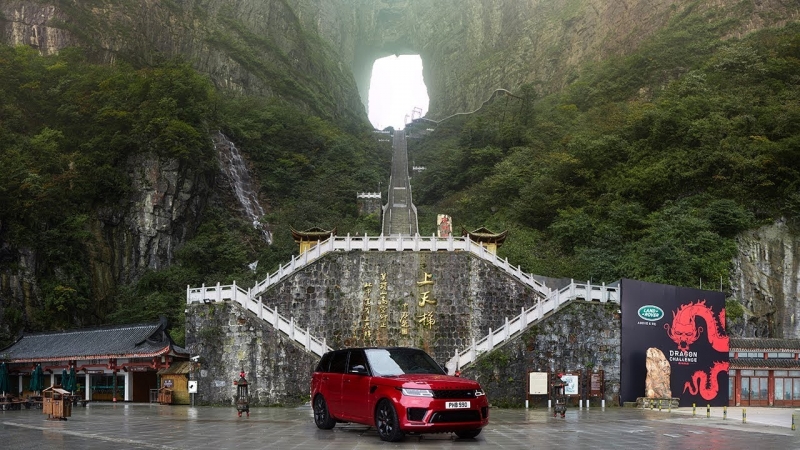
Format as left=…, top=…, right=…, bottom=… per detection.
left=401, top=388, right=434, bottom=397
left=475, top=389, right=486, bottom=397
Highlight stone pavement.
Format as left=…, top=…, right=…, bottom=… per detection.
left=2, top=403, right=799, bottom=450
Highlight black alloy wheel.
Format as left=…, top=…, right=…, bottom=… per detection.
left=374, top=399, right=404, bottom=442
left=313, top=395, right=336, bottom=429
left=455, top=429, right=482, bottom=439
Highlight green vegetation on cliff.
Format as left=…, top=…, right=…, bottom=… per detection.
left=410, top=19, right=800, bottom=292
left=0, top=45, right=388, bottom=346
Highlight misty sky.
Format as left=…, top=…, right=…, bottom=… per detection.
left=368, top=55, right=429, bottom=130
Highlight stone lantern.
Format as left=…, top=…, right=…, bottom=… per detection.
left=235, top=370, right=249, bottom=417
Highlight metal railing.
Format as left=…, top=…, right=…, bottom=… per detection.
left=444, top=280, right=620, bottom=374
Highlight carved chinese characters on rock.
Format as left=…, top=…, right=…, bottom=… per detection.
left=379, top=273, right=389, bottom=329
left=416, top=272, right=436, bottom=329
left=361, top=282, right=373, bottom=342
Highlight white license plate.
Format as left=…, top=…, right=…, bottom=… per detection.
left=445, top=401, right=470, bottom=409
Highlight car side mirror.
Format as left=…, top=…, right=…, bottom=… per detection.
left=349, top=365, right=368, bottom=375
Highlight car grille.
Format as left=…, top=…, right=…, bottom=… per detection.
left=431, top=389, right=476, bottom=399
left=429, top=410, right=482, bottom=423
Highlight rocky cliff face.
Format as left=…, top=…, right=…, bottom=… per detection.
left=0, top=152, right=212, bottom=334
left=1, top=0, right=799, bottom=340
left=730, top=220, right=800, bottom=339
left=303, top=0, right=800, bottom=118
left=0, top=0, right=366, bottom=123
left=4, top=1, right=798, bottom=121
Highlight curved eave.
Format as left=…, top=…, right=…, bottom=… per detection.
left=5, top=345, right=175, bottom=364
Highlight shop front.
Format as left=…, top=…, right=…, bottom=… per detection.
left=729, top=338, right=800, bottom=407
left=0, top=321, right=188, bottom=403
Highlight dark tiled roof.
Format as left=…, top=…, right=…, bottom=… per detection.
left=291, top=227, right=336, bottom=241
left=461, top=227, right=508, bottom=244
left=729, top=337, right=800, bottom=351
left=0, top=322, right=187, bottom=363
left=730, top=358, right=800, bottom=369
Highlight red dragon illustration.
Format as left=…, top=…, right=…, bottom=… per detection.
left=683, top=361, right=730, bottom=400
left=664, top=300, right=729, bottom=352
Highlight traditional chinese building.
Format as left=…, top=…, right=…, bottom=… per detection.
left=729, top=337, right=800, bottom=407
left=0, top=320, right=188, bottom=402
left=291, top=227, right=336, bottom=254
left=462, top=227, right=508, bottom=255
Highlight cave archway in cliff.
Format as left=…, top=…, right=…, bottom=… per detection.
left=367, top=55, right=428, bottom=130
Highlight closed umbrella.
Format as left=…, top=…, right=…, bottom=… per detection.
left=29, top=364, right=43, bottom=394
left=0, top=362, right=9, bottom=395
left=66, top=366, right=77, bottom=393
left=61, top=369, right=68, bottom=388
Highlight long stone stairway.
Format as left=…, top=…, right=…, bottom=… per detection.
left=382, top=130, right=418, bottom=235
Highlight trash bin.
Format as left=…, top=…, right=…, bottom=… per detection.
left=42, top=386, right=72, bottom=420
left=158, top=388, right=173, bottom=405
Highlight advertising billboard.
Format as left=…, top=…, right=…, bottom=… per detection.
left=620, top=279, right=729, bottom=406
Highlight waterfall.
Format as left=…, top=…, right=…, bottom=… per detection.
left=213, top=131, right=272, bottom=244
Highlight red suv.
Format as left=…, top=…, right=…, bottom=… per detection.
left=311, top=347, right=489, bottom=441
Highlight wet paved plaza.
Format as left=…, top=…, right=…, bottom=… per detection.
left=3, top=403, right=799, bottom=450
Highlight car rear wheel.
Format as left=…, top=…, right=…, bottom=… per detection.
left=375, top=399, right=404, bottom=442
left=313, top=395, right=336, bottom=430
left=455, top=429, right=482, bottom=439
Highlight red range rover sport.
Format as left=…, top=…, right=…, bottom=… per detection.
left=310, top=347, right=489, bottom=441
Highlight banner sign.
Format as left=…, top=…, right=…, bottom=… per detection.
left=528, top=372, right=549, bottom=395
left=620, top=279, right=729, bottom=406
left=590, top=372, right=604, bottom=397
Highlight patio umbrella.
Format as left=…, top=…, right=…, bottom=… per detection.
left=66, top=366, right=77, bottom=393
left=29, top=364, right=43, bottom=393
left=61, top=369, right=68, bottom=388
left=0, top=362, right=9, bottom=395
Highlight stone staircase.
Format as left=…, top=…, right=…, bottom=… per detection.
left=187, top=127, right=619, bottom=364
left=444, top=280, right=620, bottom=374
left=382, top=130, right=419, bottom=236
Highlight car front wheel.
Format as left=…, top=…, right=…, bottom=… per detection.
left=313, top=394, right=336, bottom=430
left=455, top=429, right=482, bottom=439
left=375, top=399, right=404, bottom=442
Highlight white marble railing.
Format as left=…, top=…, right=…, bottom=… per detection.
left=185, top=235, right=557, bottom=359
left=444, top=281, right=620, bottom=374
left=186, top=282, right=330, bottom=357
left=187, top=235, right=551, bottom=304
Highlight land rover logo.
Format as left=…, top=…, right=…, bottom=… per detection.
left=637, top=305, right=664, bottom=321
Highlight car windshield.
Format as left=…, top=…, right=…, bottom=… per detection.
left=365, top=348, right=446, bottom=376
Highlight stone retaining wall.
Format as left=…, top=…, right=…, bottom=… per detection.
left=185, top=251, right=621, bottom=407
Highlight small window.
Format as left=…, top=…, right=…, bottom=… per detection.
left=740, top=370, right=754, bottom=376
left=778, top=353, right=793, bottom=358
left=790, top=371, right=800, bottom=377
left=767, top=353, right=779, bottom=358
left=347, top=350, right=369, bottom=374
left=755, top=370, right=769, bottom=376
left=774, top=370, right=789, bottom=377
left=330, top=351, right=348, bottom=374
left=729, top=369, right=737, bottom=375
left=315, top=353, right=332, bottom=372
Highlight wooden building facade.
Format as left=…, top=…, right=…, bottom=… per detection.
left=0, top=320, right=188, bottom=403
